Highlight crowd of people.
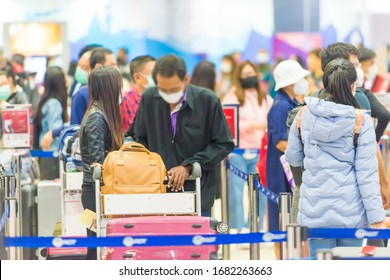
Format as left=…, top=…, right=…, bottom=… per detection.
left=1, top=41, right=389, bottom=260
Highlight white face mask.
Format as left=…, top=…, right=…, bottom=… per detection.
left=354, top=66, right=364, bottom=87
left=293, top=78, right=309, bottom=95
left=146, top=76, right=155, bottom=88
left=220, top=62, right=232, bottom=74
left=159, top=90, right=184, bottom=104
left=139, top=73, right=155, bottom=89
left=29, top=79, right=36, bottom=90
left=366, top=64, right=378, bottom=81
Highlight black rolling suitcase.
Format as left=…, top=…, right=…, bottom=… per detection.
left=21, top=184, right=38, bottom=259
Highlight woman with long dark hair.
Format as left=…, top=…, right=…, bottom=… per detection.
left=190, top=60, right=226, bottom=203
left=34, top=66, right=69, bottom=179
left=223, top=60, right=273, bottom=236
left=35, top=66, right=69, bottom=150
left=286, top=58, right=385, bottom=258
left=80, top=66, right=123, bottom=260
left=216, top=54, right=236, bottom=100
left=190, top=61, right=216, bottom=92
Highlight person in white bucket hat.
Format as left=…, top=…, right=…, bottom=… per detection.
left=274, top=60, right=310, bottom=95
left=266, top=59, right=309, bottom=259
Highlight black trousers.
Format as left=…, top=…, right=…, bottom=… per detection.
left=81, top=185, right=97, bottom=260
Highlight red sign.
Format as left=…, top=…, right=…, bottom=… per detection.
left=371, top=74, right=390, bottom=93
left=223, top=105, right=239, bottom=147
left=1, top=105, right=33, bottom=148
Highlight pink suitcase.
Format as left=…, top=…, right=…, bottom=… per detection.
left=103, top=216, right=222, bottom=260
left=45, top=247, right=87, bottom=260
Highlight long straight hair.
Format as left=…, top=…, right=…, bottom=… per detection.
left=35, top=66, right=69, bottom=132
left=221, top=54, right=236, bottom=81
left=232, top=60, right=264, bottom=106
left=322, top=58, right=360, bottom=109
left=86, top=66, right=123, bottom=151
left=190, top=61, right=216, bottom=92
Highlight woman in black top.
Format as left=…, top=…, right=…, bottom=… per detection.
left=80, top=66, right=123, bottom=260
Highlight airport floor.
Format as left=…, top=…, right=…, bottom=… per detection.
left=224, top=242, right=276, bottom=260
left=212, top=185, right=276, bottom=260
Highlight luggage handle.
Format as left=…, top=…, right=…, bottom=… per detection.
left=119, top=143, right=151, bottom=155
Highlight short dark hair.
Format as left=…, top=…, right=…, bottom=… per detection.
left=0, top=62, right=19, bottom=87
left=78, top=44, right=102, bottom=59
left=130, top=55, right=156, bottom=80
left=321, top=42, right=360, bottom=71
left=358, top=47, right=376, bottom=62
left=12, top=54, right=25, bottom=66
left=0, top=63, right=15, bottom=81
left=152, top=55, right=187, bottom=83
left=90, top=47, right=113, bottom=70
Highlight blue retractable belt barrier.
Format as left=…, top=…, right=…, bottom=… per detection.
left=3, top=228, right=390, bottom=248
left=231, top=148, right=260, bottom=156
left=29, top=150, right=58, bottom=158
left=308, top=228, right=390, bottom=239
left=4, top=231, right=287, bottom=248
left=229, top=164, right=279, bottom=204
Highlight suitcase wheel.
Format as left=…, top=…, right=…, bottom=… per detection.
left=40, top=248, right=47, bottom=258
left=191, top=253, right=201, bottom=258
left=192, top=224, right=202, bottom=229
left=216, top=222, right=229, bottom=233
left=123, top=252, right=134, bottom=259
left=209, top=252, right=219, bottom=260
left=124, top=224, right=134, bottom=229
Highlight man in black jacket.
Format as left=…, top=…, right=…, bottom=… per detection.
left=134, top=55, right=234, bottom=216
left=358, top=46, right=390, bottom=142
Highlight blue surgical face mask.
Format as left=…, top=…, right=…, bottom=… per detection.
left=0, top=85, right=11, bottom=101
left=75, top=67, right=88, bottom=85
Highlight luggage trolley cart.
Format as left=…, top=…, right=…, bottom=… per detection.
left=93, top=162, right=228, bottom=260
left=0, top=104, right=36, bottom=259
left=59, top=157, right=85, bottom=237
left=42, top=157, right=87, bottom=260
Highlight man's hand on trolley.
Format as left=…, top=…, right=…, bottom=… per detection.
left=167, top=165, right=191, bottom=192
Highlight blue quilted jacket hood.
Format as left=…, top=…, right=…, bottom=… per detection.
left=285, top=97, right=385, bottom=228
left=307, top=97, right=356, bottom=144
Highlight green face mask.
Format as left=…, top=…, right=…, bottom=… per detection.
left=0, top=85, right=11, bottom=101
left=75, top=67, right=88, bottom=85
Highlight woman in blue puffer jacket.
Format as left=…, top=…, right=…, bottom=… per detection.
left=286, top=58, right=385, bottom=258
